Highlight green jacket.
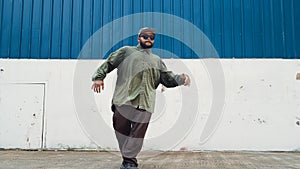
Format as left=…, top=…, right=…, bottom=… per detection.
left=92, top=45, right=185, bottom=113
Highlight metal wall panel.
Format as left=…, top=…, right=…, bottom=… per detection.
left=0, top=0, right=299, bottom=59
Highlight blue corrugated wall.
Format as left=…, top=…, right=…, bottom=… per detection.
left=0, top=0, right=299, bottom=59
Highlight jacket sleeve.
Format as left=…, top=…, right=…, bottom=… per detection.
left=159, top=60, right=185, bottom=87
left=92, top=47, right=126, bottom=81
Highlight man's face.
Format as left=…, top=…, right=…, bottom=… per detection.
left=138, top=32, right=155, bottom=49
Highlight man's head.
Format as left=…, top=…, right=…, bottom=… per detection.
left=138, top=27, right=156, bottom=49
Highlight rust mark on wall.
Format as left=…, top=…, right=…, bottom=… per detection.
left=180, top=147, right=188, bottom=151
left=297, top=73, right=300, bottom=80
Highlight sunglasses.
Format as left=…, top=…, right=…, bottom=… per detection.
left=139, top=34, right=155, bottom=40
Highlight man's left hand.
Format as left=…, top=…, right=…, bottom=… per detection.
left=182, top=73, right=191, bottom=86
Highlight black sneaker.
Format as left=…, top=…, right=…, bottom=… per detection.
left=124, top=162, right=138, bottom=169
left=120, top=162, right=127, bottom=169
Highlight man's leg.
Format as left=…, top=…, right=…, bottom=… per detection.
left=112, top=106, right=131, bottom=152
left=113, top=105, right=151, bottom=167
left=121, top=119, right=150, bottom=166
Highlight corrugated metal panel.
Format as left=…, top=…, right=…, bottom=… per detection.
left=0, top=0, right=299, bottom=59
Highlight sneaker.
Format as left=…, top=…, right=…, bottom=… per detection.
left=120, top=162, right=127, bottom=169
left=126, top=163, right=138, bottom=169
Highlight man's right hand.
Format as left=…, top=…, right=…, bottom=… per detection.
left=91, top=80, right=104, bottom=93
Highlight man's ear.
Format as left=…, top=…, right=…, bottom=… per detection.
left=137, top=37, right=141, bottom=43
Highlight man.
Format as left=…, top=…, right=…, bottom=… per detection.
left=91, top=27, right=190, bottom=169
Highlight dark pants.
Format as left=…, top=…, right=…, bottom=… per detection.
left=112, top=105, right=151, bottom=167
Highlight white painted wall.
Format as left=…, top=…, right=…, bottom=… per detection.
left=0, top=59, right=300, bottom=151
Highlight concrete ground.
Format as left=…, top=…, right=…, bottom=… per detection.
left=0, top=150, right=300, bottom=169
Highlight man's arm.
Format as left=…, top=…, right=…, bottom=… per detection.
left=159, top=61, right=190, bottom=88
left=92, top=47, right=126, bottom=81
left=91, top=47, right=126, bottom=93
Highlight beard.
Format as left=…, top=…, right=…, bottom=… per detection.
left=140, top=41, right=154, bottom=49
